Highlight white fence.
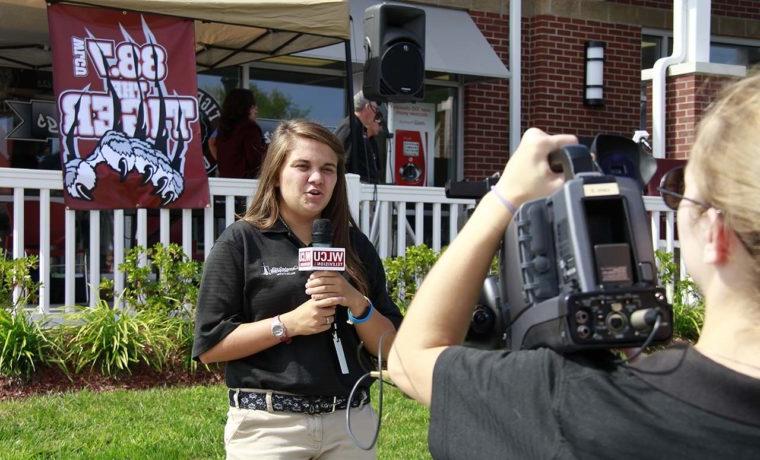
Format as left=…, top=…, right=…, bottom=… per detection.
left=1, top=167, right=681, bottom=313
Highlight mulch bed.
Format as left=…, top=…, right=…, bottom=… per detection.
left=0, top=364, right=224, bottom=401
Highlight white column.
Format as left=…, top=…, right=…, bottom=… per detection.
left=345, top=173, right=362, bottom=222
left=182, top=209, right=192, bottom=258
left=687, top=0, right=711, bottom=63
left=160, top=209, right=170, bottom=246
left=509, top=0, right=521, bottom=154
left=65, top=209, right=76, bottom=307
left=38, top=189, right=50, bottom=313
left=89, top=211, right=100, bottom=307
left=114, top=209, right=124, bottom=308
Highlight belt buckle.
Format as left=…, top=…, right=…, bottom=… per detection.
left=330, top=396, right=338, bottom=413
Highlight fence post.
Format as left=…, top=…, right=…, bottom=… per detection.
left=346, top=173, right=362, bottom=223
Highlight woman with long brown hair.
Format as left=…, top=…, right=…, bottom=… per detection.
left=193, top=120, right=401, bottom=459
left=214, top=88, right=267, bottom=178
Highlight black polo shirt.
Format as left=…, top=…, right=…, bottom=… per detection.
left=192, top=219, right=402, bottom=396
left=430, top=345, right=760, bottom=459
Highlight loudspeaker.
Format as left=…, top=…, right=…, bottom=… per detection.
left=363, top=3, right=425, bottom=103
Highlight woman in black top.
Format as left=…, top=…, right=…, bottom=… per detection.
left=193, top=120, right=402, bottom=459
left=389, top=74, right=760, bottom=458
left=214, top=88, right=267, bottom=179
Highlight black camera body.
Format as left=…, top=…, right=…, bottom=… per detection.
left=448, top=142, right=672, bottom=353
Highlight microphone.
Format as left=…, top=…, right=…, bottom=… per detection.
left=298, top=218, right=350, bottom=375
left=298, top=219, right=346, bottom=271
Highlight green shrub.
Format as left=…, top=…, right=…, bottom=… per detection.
left=62, top=300, right=172, bottom=376
left=98, top=277, right=114, bottom=302
left=655, top=250, right=705, bottom=342
left=383, top=244, right=441, bottom=313
left=163, top=308, right=213, bottom=374
left=120, top=243, right=202, bottom=315
left=384, top=244, right=499, bottom=314
left=0, top=309, right=60, bottom=379
left=0, top=253, right=39, bottom=309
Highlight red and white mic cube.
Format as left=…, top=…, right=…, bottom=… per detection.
left=298, top=247, right=346, bottom=271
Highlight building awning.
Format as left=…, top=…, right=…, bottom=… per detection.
left=0, top=0, right=350, bottom=70
left=297, top=0, right=510, bottom=81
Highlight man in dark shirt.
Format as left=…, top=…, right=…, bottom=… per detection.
left=334, top=91, right=383, bottom=183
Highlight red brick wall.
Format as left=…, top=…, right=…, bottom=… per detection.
left=643, top=74, right=738, bottom=159
left=464, top=11, right=510, bottom=180
left=465, top=13, right=642, bottom=180
left=711, top=0, right=760, bottom=20
left=464, top=5, right=752, bottom=180
left=523, top=16, right=641, bottom=142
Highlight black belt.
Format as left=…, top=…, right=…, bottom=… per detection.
left=228, top=389, right=370, bottom=415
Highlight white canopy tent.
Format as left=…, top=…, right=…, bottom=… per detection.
left=0, top=0, right=350, bottom=70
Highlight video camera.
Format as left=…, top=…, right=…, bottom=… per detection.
left=446, top=135, right=672, bottom=353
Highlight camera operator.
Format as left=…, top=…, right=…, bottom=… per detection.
left=388, top=74, right=760, bottom=458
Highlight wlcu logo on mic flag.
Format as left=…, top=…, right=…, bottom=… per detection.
left=298, top=248, right=346, bottom=271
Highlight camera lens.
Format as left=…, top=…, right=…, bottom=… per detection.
left=470, top=306, right=494, bottom=335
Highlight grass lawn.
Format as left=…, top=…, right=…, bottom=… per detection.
left=0, top=383, right=430, bottom=459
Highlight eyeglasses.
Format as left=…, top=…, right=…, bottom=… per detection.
left=657, top=166, right=712, bottom=211
left=368, top=103, right=383, bottom=123
left=659, top=165, right=757, bottom=256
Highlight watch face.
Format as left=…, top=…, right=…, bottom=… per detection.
left=272, top=324, right=285, bottom=337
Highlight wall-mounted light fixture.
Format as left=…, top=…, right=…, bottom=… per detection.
left=584, top=41, right=605, bottom=106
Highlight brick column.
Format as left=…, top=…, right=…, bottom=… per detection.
left=643, top=64, right=744, bottom=159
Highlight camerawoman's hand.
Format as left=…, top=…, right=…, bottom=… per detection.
left=280, top=297, right=337, bottom=337
left=305, top=271, right=368, bottom=318
left=495, top=128, right=578, bottom=208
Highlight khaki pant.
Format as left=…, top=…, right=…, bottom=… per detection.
left=224, top=402, right=377, bottom=459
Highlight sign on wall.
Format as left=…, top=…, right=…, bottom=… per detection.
left=387, top=102, right=435, bottom=186
left=5, top=100, right=58, bottom=142
left=48, top=4, right=209, bottom=209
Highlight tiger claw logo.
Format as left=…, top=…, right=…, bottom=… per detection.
left=59, top=17, right=198, bottom=206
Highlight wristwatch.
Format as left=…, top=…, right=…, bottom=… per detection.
left=271, top=315, right=291, bottom=343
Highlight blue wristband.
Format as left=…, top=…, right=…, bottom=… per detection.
left=348, top=297, right=374, bottom=325
left=490, top=185, right=518, bottom=215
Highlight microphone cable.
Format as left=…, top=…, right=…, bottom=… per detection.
left=614, top=309, right=663, bottom=364
left=345, top=329, right=395, bottom=450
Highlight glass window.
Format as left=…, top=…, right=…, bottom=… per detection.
left=249, top=67, right=345, bottom=130
left=642, top=33, right=760, bottom=69
left=642, top=35, right=664, bottom=70
left=197, top=66, right=241, bottom=107
left=711, top=43, right=760, bottom=67
left=426, top=85, right=458, bottom=187
left=0, top=67, right=57, bottom=170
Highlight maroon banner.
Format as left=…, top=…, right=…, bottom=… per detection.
left=48, top=4, right=209, bottom=209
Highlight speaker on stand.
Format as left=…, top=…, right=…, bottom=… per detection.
left=363, top=3, right=425, bottom=103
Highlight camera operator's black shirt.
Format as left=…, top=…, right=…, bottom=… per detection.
left=192, top=219, right=402, bottom=396
left=430, top=344, right=760, bottom=459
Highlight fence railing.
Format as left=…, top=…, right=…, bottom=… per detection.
left=1, top=167, right=681, bottom=312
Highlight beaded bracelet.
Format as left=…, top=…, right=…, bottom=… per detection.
left=490, top=185, right=518, bottom=215
left=347, top=296, right=375, bottom=325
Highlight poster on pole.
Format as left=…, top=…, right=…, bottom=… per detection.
left=48, top=4, right=209, bottom=210
left=387, top=102, right=435, bottom=186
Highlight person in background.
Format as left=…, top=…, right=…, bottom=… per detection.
left=388, top=73, right=760, bottom=458
left=215, top=88, right=267, bottom=179
left=334, top=91, right=383, bottom=183
left=193, top=120, right=402, bottom=459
